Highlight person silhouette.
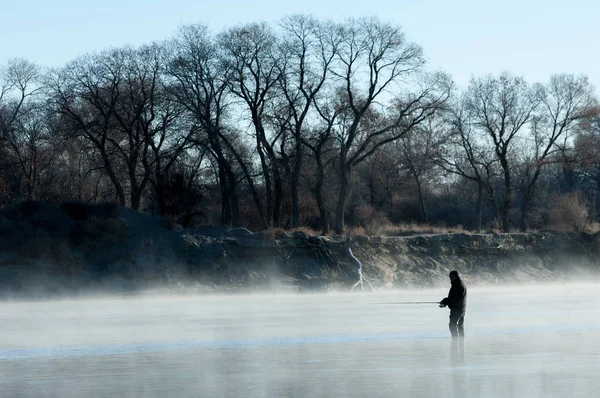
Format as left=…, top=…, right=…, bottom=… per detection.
left=439, top=270, right=467, bottom=339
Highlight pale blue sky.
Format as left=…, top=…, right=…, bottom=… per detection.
left=1, top=0, right=598, bottom=90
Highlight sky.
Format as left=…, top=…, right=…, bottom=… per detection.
left=1, top=0, right=599, bottom=91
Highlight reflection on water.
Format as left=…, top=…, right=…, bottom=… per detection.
left=450, top=338, right=466, bottom=365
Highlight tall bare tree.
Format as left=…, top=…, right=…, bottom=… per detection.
left=5, top=102, right=63, bottom=200
left=395, top=118, right=447, bottom=224
left=304, top=90, right=345, bottom=234
left=569, top=114, right=600, bottom=217
left=329, top=17, right=451, bottom=233
left=49, top=46, right=179, bottom=210
left=109, top=45, right=166, bottom=211
left=48, top=51, right=128, bottom=206
left=168, top=24, right=244, bottom=225
left=277, top=15, right=340, bottom=228
left=465, top=73, right=538, bottom=232
left=219, top=23, right=285, bottom=227
left=438, top=100, right=500, bottom=230
left=518, top=74, right=598, bottom=230
left=0, top=59, right=41, bottom=137
left=0, top=59, right=42, bottom=202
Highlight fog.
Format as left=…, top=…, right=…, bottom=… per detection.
left=0, top=284, right=598, bottom=397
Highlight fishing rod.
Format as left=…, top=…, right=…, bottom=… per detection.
left=376, top=301, right=441, bottom=305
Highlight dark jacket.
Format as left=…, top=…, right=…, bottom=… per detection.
left=441, top=278, right=467, bottom=314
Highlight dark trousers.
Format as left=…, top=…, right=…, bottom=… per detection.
left=449, top=311, right=465, bottom=339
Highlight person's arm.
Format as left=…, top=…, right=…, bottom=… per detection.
left=440, top=287, right=452, bottom=307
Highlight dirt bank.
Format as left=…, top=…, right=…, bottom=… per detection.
left=0, top=201, right=598, bottom=297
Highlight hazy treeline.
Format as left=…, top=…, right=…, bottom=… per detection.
left=1, top=15, right=599, bottom=234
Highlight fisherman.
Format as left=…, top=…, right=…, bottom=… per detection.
left=439, top=270, right=467, bottom=339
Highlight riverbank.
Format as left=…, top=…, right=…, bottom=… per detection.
left=1, top=201, right=598, bottom=298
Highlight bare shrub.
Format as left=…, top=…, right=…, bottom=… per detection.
left=490, top=218, right=502, bottom=233
left=355, top=204, right=376, bottom=225
left=382, top=223, right=467, bottom=236
left=546, top=191, right=590, bottom=232
left=348, top=219, right=469, bottom=237
left=586, top=222, right=600, bottom=234
left=349, top=226, right=367, bottom=236
left=354, top=204, right=392, bottom=235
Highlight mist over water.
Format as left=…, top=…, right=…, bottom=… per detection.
left=0, top=284, right=598, bottom=397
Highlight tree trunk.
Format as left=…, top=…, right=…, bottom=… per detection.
left=291, top=138, right=302, bottom=228
left=261, top=138, right=283, bottom=227
left=502, top=190, right=511, bottom=232
left=520, top=188, right=534, bottom=232
left=414, top=173, right=428, bottom=224
left=561, top=162, right=576, bottom=191
left=369, top=172, right=375, bottom=207
left=475, top=183, right=483, bottom=232
left=500, top=157, right=512, bottom=232
left=252, top=114, right=284, bottom=228
left=315, top=154, right=329, bottom=235
left=220, top=132, right=267, bottom=229
left=218, top=164, right=232, bottom=226
left=273, top=173, right=283, bottom=228
left=129, top=170, right=149, bottom=212
left=100, top=149, right=126, bottom=206
left=256, top=137, right=273, bottom=228
left=486, top=184, right=500, bottom=224
left=210, top=133, right=240, bottom=227
left=226, top=168, right=241, bottom=227
left=595, top=170, right=600, bottom=221
left=335, top=165, right=351, bottom=235
left=131, top=188, right=144, bottom=211
left=291, top=175, right=300, bottom=228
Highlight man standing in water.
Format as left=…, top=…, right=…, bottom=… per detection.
left=439, top=270, right=467, bottom=339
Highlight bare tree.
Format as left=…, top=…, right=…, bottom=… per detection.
left=5, top=102, right=63, bottom=200
left=0, top=59, right=42, bottom=203
left=329, top=17, right=451, bottom=233
left=49, top=46, right=179, bottom=210
left=465, top=73, right=538, bottom=232
left=304, top=92, right=344, bottom=234
left=168, top=24, right=244, bottom=225
left=518, top=74, right=598, bottom=231
left=109, top=44, right=167, bottom=211
left=572, top=114, right=600, bottom=218
left=219, top=23, right=285, bottom=227
left=395, top=118, right=447, bottom=224
left=277, top=15, right=340, bottom=228
left=0, top=59, right=41, bottom=137
left=438, top=100, right=500, bottom=230
left=48, top=51, right=128, bottom=206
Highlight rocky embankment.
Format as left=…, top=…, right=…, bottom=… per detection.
left=0, top=201, right=598, bottom=297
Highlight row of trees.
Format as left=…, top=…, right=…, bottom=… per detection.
left=1, top=15, right=598, bottom=234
